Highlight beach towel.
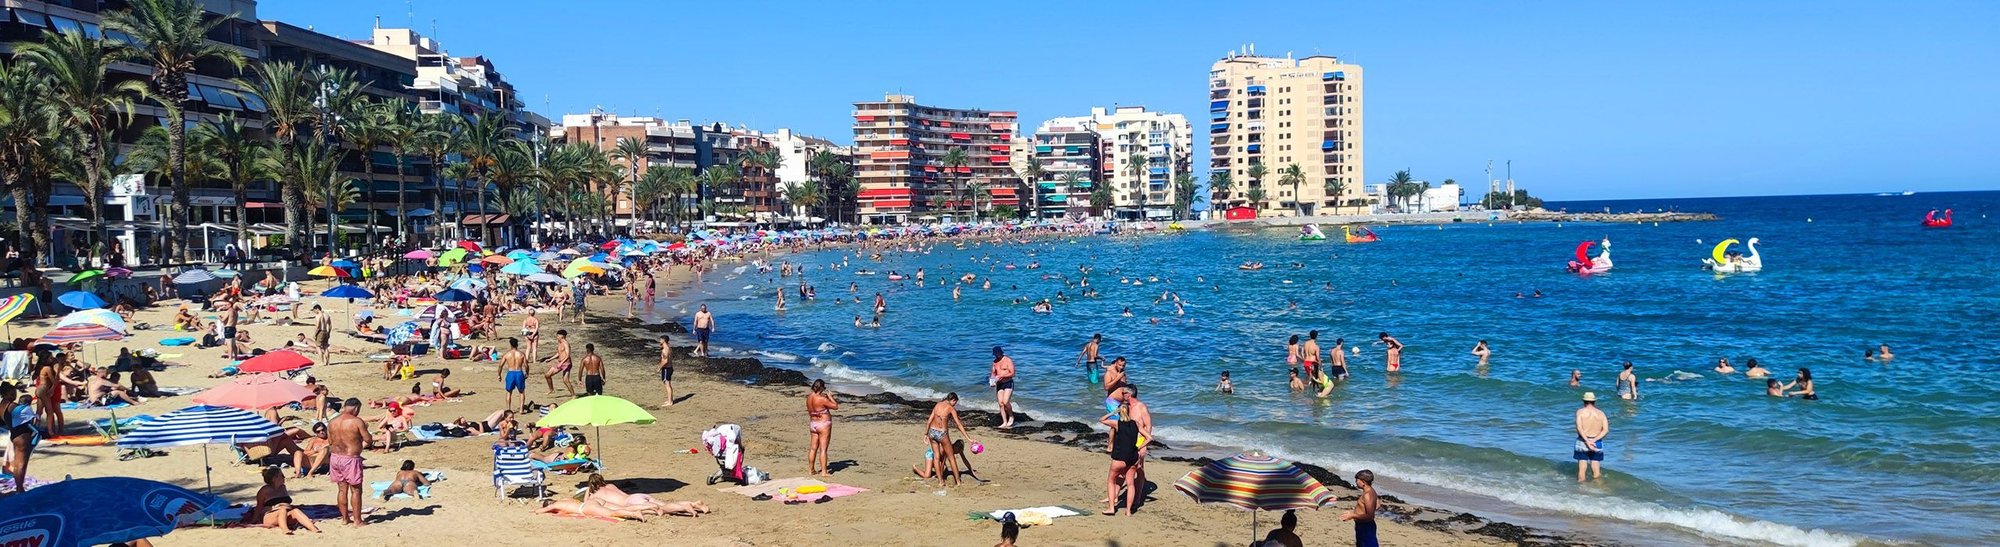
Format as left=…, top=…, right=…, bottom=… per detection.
left=159, top=337, right=195, bottom=346
left=43, top=435, right=112, bottom=446
left=371, top=471, right=444, bottom=499
left=977, top=506, right=1086, bottom=523
left=0, top=350, right=28, bottom=382
left=62, top=399, right=131, bottom=410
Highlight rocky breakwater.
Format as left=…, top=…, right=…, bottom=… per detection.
left=1509, top=209, right=1717, bottom=223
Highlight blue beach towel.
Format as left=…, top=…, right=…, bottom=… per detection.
left=62, top=399, right=131, bottom=411
left=159, top=337, right=195, bottom=346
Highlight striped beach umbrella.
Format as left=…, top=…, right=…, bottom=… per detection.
left=39, top=322, right=123, bottom=344
left=56, top=309, right=129, bottom=334
left=1173, top=453, right=1337, bottom=542
left=192, top=374, right=316, bottom=410
left=116, top=405, right=284, bottom=492
left=0, top=294, right=34, bottom=326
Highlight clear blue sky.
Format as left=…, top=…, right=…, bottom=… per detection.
left=264, top=0, right=1999, bottom=201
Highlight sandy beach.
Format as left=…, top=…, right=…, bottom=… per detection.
left=23, top=267, right=1566, bottom=546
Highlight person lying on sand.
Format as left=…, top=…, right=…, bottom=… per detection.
left=584, top=474, right=712, bottom=517
left=536, top=498, right=649, bottom=521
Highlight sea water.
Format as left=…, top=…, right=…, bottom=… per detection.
left=670, top=191, right=2000, bottom=546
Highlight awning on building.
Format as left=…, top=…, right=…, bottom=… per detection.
left=460, top=214, right=510, bottom=226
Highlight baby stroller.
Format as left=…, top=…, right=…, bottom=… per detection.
left=701, top=424, right=764, bottom=486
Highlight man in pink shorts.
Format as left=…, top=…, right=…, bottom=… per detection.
left=328, top=397, right=369, bottom=526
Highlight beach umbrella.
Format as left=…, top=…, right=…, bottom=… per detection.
left=562, top=265, right=603, bottom=279
left=307, top=265, right=349, bottom=278
left=1172, top=453, right=1337, bottom=543
left=116, top=405, right=284, bottom=492
left=57, top=291, right=107, bottom=310
left=403, top=249, right=434, bottom=260
left=39, top=322, right=122, bottom=344
left=322, top=285, right=374, bottom=300
left=56, top=308, right=128, bottom=334
left=192, top=373, right=316, bottom=410
left=439, top=247, right=469, bottom=266
left=481, top=254, right=513, bottom=266
left=69, top=269, right=105, bottom=285
left=467, top=263, right=485, bottom=274
left=500, top=261, right=540, bottom=276
left=456, top=240, right=482, bottom=252
left=666, top=242, right=686, bottom=251
left=237, top=350, right=313, bottom=374
left=0, top=477, right=230, bottom=546
left=330, top=259, right=360, bottom=269
left=556, top=248, right=580, bottom=256
left=449, top=277, right=487, bottom=291
left=598, top=241, right=619, bottom=250
left=588, top=252, right=610, bottom=263
left=171, top=269, right=218, bottom=284
left=433, top=288, right=475, bottom=302
left=105, top=267, right=133, bottom=278
left=0, top=294, right=35, bottom=333
left=505, top=249, right=534, bottom=260
left=535, top=395, right=656, bottom=466
left=214, top=268, right=241, bottom=278
left=524, top=272, right=569, bottom=285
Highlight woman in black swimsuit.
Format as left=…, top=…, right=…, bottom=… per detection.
left=1100, top=401, right=1142, bottom=516
left=254, top=467, right=321, bottom=534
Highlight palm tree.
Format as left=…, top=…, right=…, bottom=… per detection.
left=292, top=139, right=351, bottom=254
left=1173, top=172, right=1200, bottom=220
left=375, top=99, right=418, bottom=238
left=700, top=165, right=740, bottom=223
left=0, top=59, right=58, bottom=285
left=1123, top=146, right=1148, bottom=221
left=411, top=112, right=460, bottom=242
left=485, top=142, right=535, bottom=245
left=608, top=136, right=648, bottom=230
left=632, top=166, right=674, bottom=230
left=457, top=112, right=508, bottom=243
left=1061, top=172, right=1086, bottom=219
left=1247, top=186, right=1268, bottom=211
left=665, top=166, right=698, bottom=229
left=1019, top=159, right=1045, bottom=220
left=1386, top=168, right=1416, bottom=211
left=194, top=113, right=266, bottom=254
left=233, top=61, right=315, bottom=259
left=807, top=150, right=845, bottom=222
left=341, top=102, right=391, bottom=252
left=1209, top=171, right=1234, bottom=211
left=1246, top=163, right=1268, bottom=213
left=939, top=148, right=969, bottom=218
left=19, top=29, right=141, bottom=255
left=1278, top=163, right=1306, bottom=216
left=104, top=0, right=245, bottom=261
left=438, top=162, right=473, bottom=240
left=783, top=181, right=823, bottom=223
left=1088, top=178, right=1113, bottom=218
left=1322, top=176, right=1346, bottom=215
left=965, top=181, right=987, bottom=220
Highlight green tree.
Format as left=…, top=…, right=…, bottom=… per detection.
left=341, top=99, right=390, bottom=252
left=1246, top=163, right=1268, bottom=213
left=374, top=99, right=418, bottom=237
left=1018, top=159, right=1044, bottom=219
left=486, top=141, right=535, bottom=245
left=293, top=139, right=352, bottom=254
left=1124, top=140, right=1148, bottom=221
left=783, top=180, right=822, bottom=223
left=632, top=166, right=676, bottom=230
left=104, top=0, right=245, bottom=261
left=1323, top=176, right=1346, bottom=215
left=939, top=147, right=969, bottom=218
left=457, top=112, right=509, bottom=243
left=233, top=61, right=315, bottom=259
left=1209, top=170, right=1233, bottom=212
left=0, top=60, right=57, bottom=284
left=1247, top=186, right=1267, bottom=211
left=1173, top=172, right=1201, bottom=220
left=608, top=136, right=648, bottom=230
left=1088, top=177, right=1113, bottom=217
left=438, top=162, right=473, bottom=240
left=194, top=113, right=267, bottom=253
left=411, top=112, right=460, bottom=242
left=700, top=165, right=740, bottom=222
left=19, top=28, right=141, bottom=252
left=1386, top=168, right=1416, bottom=211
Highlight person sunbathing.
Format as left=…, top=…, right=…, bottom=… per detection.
left=84, top=367, right=144, bottom=406
left=430, top=369, right=461, bottom=398
left=294, top=423, right=330, bottom=477
left=369, top=403, right=415, bottom=452
left=368, top=384, right=433, bottom=408
left=172, top=307, right=202, bottom=331
left=584, top=474, right=711, bottom=517
left=382, top=459, right=430, bottom=500
left=536, top=498, right=649, bottom=521
left=252, top=467, right=321, bottom=534
left=533, top=434, right=590, bottom=464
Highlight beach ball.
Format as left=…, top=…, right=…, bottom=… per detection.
left=970, top=442, right=985, bottom=455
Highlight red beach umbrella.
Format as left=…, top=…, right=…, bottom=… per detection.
left=237, top=350, right=314, bottom=374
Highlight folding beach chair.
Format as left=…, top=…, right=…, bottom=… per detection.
left=492, top=442, right=546, bottom=502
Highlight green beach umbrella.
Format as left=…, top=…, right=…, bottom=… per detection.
left=535, top=395, right=657, bottom=467
left=69, top=270, right=105, bottom=285
left=438, top=247, right=469, bottom=266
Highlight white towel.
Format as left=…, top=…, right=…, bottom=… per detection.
left=0, top=350, right=28, bottom=382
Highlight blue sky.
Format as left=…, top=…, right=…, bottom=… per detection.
left=264, top=0, right=1999, bottom=201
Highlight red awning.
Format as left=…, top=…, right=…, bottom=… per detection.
left=924, top=165, right=939, bottom=172
left=245, top=201, right=282, bottom=208
left=957, top=166, right=972, bottom=173
left=459, top=214, right=510, bottom=226
left=988, top=188, right=1018, bottom=195
left=949, top=133, right=970, bottom=140
left=855, top=115, right=875, bottom=121
left=989, top=123, right=1011, bottom=130
left=987, top=145, right=1009, bottom=151
left=858, top=188, right=913, bottom=198
left=889, top=139, right=909, bottom=145
left=871, top=200, right=912, bottom=208
left=939, top=121, right=952, bottom=127
left=988, top=155, right=1009, bottom=162
left=991, top=111, right=1017, bottom=118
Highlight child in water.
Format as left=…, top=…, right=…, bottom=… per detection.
left=1288, top=368, right=1305, bottom=392
left=1216, top=372, right=1234, bottom=394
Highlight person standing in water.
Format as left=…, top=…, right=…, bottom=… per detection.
left=1617, top=361, right=1639, bottom=400
left=990, top=346, right=1017, bottom=429
left=1378, top=332, right=1403, bottom=372
left=1574, top=392, right=1608, bottom=482
left=1782, top=368, right=1817, bottom=400
left=1470, top=340, right=1490, bottom=366
left=1339, top=469, right=1380, bottom=547
left=1077, top=333, right=1103, bottom=379
left=1300, top=331, right=1323, bottom=386
left=1328, top=337, right=1349, bottom=380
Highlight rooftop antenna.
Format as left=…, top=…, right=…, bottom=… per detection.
left=373, top=15, right=380, bottom=29
left=406, top=0, right=414, bottom=29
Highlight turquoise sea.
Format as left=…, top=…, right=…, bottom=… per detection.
left=668, top=191, right=1999, bottom=546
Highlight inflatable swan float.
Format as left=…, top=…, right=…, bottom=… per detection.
left=1701, top=238, right=1762, bottom=273
left=1343, top=225, right=1380, bottom=243
left=1567, top=239, right=1612, bottom=274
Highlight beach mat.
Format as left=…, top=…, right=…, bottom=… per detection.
left=43, top=435, right=111, bottom=446
left=62, top=400, right=131, bottom=410
left=719, top=477, right=866, bottom=501
left=973, top=505, right=1088, bottom=522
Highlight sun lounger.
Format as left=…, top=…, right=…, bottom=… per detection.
left=493, top=442, right=546, bottom=502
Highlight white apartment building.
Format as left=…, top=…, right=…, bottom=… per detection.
left=1037, top=106, right=1191, bottom=220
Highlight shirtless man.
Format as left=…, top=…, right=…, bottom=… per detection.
left=1300, top=331, right=1323, bottom=386
left=656, top=335, right=676, bottom=408
left=312, top=304, right=334, bottom=366
left=913, top=393, right=975, bottom=487
left=691, top=305, right=714, bottom=357
left=579, top=343, right=605, bottom=396
left=220, top=296, right=242, bottom=358
left=1339, top=469, right=1381, bottom=547
left=1378, top=332, right=1403, bottom=372
left=1125, top=385, right=1155, bottom=493
left=498, top=338, right=529, bottom=412
left=1574, top=392, right=1608, bottom=482
left=990, top=346, right=1016, bottom=429
left=1328, top=337, right=1350, bottom=380
left=328, top=398, right=369, bottom=526
left=521, top=313, right=540, bottom=363
left=1616, top=361, right=1639, bottom=400
left=1076, top=333, right=1103, bottom=378
left=542, top=330, right=575, bottom=397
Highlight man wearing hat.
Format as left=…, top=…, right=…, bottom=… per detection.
left=989, top=346, right=1016, bottom=429
left=1574, top=392, right=1609, bottom=482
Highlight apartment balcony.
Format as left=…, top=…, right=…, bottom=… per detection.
left=1322, top=71, right=1347, bottom=81
left=1211, top=79, right=1228, bottom=90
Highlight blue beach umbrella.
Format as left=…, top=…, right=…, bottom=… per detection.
left=506, top=249, right=534, bottom=260
left=57, top=291, right=107, bottom=310
left=330, top=259, right=360, bottom=269
left=500, top=261, right=540, bottom=276
left=322, top=285, right=374, bottom=300
left=450, top=277, right=487, bottom=291
left=525, top=272, right=569, bottom=285
left=433, top=288, right=476, bottom=302
left=536, top=251, right=561, bottom=262
left=170, top=269, right=217, bottom=284
left=467, top=263, right=485, bottom=273
left=0, top=477, right=230, bottom=546
left=117, top=404, right=284, bottom=492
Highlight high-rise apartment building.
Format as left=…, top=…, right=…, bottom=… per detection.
left=852, top=94, right=1019, bottom=225
left=1027, top=120, right=1100, bottom=219
left=767, top=128, right=854, bottom=221
left=559, top=113, right=700, bottom=221
left=1030, top=106, right=1191, bottom=220
left=1209, top=49, right=1363, bottom=216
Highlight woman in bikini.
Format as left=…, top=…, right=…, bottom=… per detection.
left=805, top=380, right=838, bottom=476
left=253, top=467, right=321, bottom=534
left=1782, top=368, right=1818, bottom=400
left=584, top=474, right=711, bottom=516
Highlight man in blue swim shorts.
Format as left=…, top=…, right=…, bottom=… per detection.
left=498, top=338, right=529, bottom=412
left=1574, top=392, right=1608, bottom=481
left=692, top=304, right=714, bottom=357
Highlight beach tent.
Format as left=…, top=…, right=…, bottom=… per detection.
left=0, top=477, right=230, bottom=546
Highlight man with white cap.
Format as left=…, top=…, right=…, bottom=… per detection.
left=1574, top=392, right=1609, bottom=482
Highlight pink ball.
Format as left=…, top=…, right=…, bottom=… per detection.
left=970, top=442, right=985, bottom=455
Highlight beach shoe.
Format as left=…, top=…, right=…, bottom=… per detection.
left=750, top=494, right=771, bottom=501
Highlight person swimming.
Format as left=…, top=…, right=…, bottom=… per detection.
left=1714, top=357, right=1735, bottom=374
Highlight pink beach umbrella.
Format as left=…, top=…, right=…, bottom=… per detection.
left=192, top=373, right=315, bottom=410
left=403, top=249, right=434, bottom=260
